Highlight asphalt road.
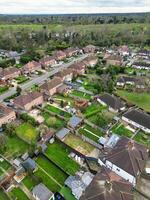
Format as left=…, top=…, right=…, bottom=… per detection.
left=0, top=54, right=88, bottom=102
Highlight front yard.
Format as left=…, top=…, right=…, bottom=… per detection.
left=16, top=123, right=39, bottom=143
left=15, top=75, right=29, bottom=84
left=64, top=134, right=95, bottom=155
left=45, top=141, right=80, bottom=176
left=0, top=86, right=9, bottom=95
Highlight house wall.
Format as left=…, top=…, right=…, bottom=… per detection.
left=122, top=116, right=150, bottom=133
left=21, top=96, right=43, bottom=111
left=105, top=160, right=136, bottom=186
left=0, top=111, right=16, bottom=127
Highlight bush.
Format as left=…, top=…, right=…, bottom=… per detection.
left=20, top=113, right=38, bottom=126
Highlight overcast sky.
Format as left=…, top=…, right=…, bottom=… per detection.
left=0, top=0, right=150, bottom=14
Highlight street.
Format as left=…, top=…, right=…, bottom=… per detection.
left=0, top=54, right=88, bottom=102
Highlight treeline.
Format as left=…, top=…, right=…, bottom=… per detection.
left=0, top=13, right=150, bottom=24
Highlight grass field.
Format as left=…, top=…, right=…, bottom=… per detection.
left=79, top=125, right=104, bottom=142
left=4, top=135, right=29, bottom=159
left=0, top=158, right=11, bottom=171
left=16, top=123, right=39, bottom=143
left=42, top=112, right=66, bottom=129
left=0, top=86, right=9, bottom=95
left=71, top=90, right=92, bottom=100
left=60, top=186, right=76, bottom=200
left=54, top=95, right=75, bottom=106
left=45, top=141, right=80, bottom=175
left=9, top=188, right=29, bottom=200
left=0, top=190, right=10, bottom=200
left=44, top=104, right=71, bottom=118
left=36, top=155, right=68, bottom=186
left=64, top=134, right=94, bottom=155
left=133, top=131, right=150, bottom=148
left=117, top=90, right=150, bottom=112
left=83, top=103, right=105, bottom=117
left=111, top=123, right=133, bottom=138
left=22, top=176, right=38, bottom=191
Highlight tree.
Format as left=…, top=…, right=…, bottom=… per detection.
left=60, top=100, right=64, bottom=108
left=2, top=123, right=16, bottom=137
left=0, top=134, right=7, bottom=153
left=16, top=86, right=22, bottom=95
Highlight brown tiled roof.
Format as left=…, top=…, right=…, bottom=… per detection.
left=105, top=137, right=149, bottom=177
left=14, top=92, right=43, bottom=107
left=80, top=166, right=133, bottom=200
left=40, top=77, right=62, bottom=91
left=39, top=56, right=56, bottom=65
left=0, top=67, right=20, bottom=77
left=0, top=103, right=14, bottom=117
left=23, top=61, right=41, bottom=71
left=54, top=50, right=66, bottom=59
left=106, top=55, right=123, bottom=61
left=56, top=68, right=73, bottom=78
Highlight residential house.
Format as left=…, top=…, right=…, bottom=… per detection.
left=118, top=45, right=130, bottom=56
left=132, top=62, right=150, bottom=70
left=54, top=50, right=66, bottom=61
left=32, top=183, right=54, bottom=200
left=83, top=56, right=98, bottom=67
left=116, top=76, right=145, bottom=88
left=56, top=68, right=73, bottom=82
left=70, top=62, right=86, bottom=76
left=80, top=166, right=133, bottom=200
left=137, top=49, right=150, bottom=59
left=13, top=92, right=43, bottom=111
left=83, top=45, right=96, bottom=53
left=0, top=67, right=21, bottom=81
left=0, top=103, right=16, bottom=127
left=97, top=93, right=125, bottom=113
left=40, top=56, right=57, bottom=68
left=68, top=115, right=83, bottom=129
left=122, top=109, right=150, bottom=133
left=22, top=61, right=41, bottom=73
left=40, top=77, right=63, bottom=96
left=22, top=157, right=37, bottom=172
left=56, top=127, right=70, bottom=141
left=64, top=48, right=79, bottom=57
left=100, top=137, right=149, bottom=186
left=105, top=55, right=123, bottom=66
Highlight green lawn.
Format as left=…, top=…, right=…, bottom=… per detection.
left=60, top=186, right=76, bottom=200
left=0, top=86, right=9, bottom=94
left=71, top=90, right=92, bottom=100
left=83, top=103, right=105, bottom=117
left=15, top=75, right=29, bottom=84
left=133, top=131, right=150, bottom=148
left=0, top=158, right=11, bottom=171
left=64, top=134, right=94, bottom=155
left=117, top=90, right=150, bottom=112
left=9, top=188, right=29, bottom=200
left=45, top=141, right=80, bottom=176
left=35, top=169, right=61, bottom=192
left=54, top=94, right=74, bottom=106
left=79, top=125, right=104, bottom=142
left=0, top=190, right=10, bottom=200
left=36, top=155, right=68, bottom=185
left=0, top=168, right=4, bottom=177
left=44, top=104, right=71, bottom=118
left=16, top=123, right=39, bottom=143
left=42, top=112, right=66, bottom=129
left=22, top=176, right=38, bottom=191
left=4, top=135, right=29, bottom=159
left=111, top=123, right=133, bottom=138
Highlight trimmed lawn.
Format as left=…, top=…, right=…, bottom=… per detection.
left=83, top=103, right=105, bottom=117
left=9, top=188, right=29, bottom=200
left=44, top=104, right=71, bottom=118
left=22, top=176, right=37, bottom=191
left=36, top=155, right=68, bottom=186
left=54, top=94, right=74, bottom=106
left=111, top=124, right=133, bottom=138
left=133, top=131, right=150, bottom=148
left=4, top=135, right=29, bottom=159
left=0, top=158, right=11, bottom=171
left=79, top=125, right=104, bottom=142
left=45, top=141, right=80, bottom=176
left=64, top=134, right=94, bottom=155
left=16, top=123, right=39, bottom=143
left=35, top=169, right=60, bottom=192
left=117, top=90, right=150, bottom=112
left=42, top=112, right=66, bottom=129
left=0, top=190, right=10, bottom=200
left=60, top=186, right=76, bottom=200
left=15, top=75, right=29, bottom=84
left=71, top=90, right=92, bottom=100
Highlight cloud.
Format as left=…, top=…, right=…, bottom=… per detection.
left=0, top=0, right=149, bottom=14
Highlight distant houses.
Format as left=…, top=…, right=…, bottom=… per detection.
left=83, top=45, right=96, bottom=53
left=97, top=93, right=125, bottom=113
left=104, top=54, right=123, bottom=66
left=22, top=61, right=42, bottom=74
left=0, top=67, right=21, bottom=81
left=39, top=56, right=57, bottom=68
left=13, top=91, right=43, bottom=111
left=116, top=76, right=145, bottom=88
left=122, top=109, right=150, bottom=133
left=0, top=103, right=16, bottom=127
